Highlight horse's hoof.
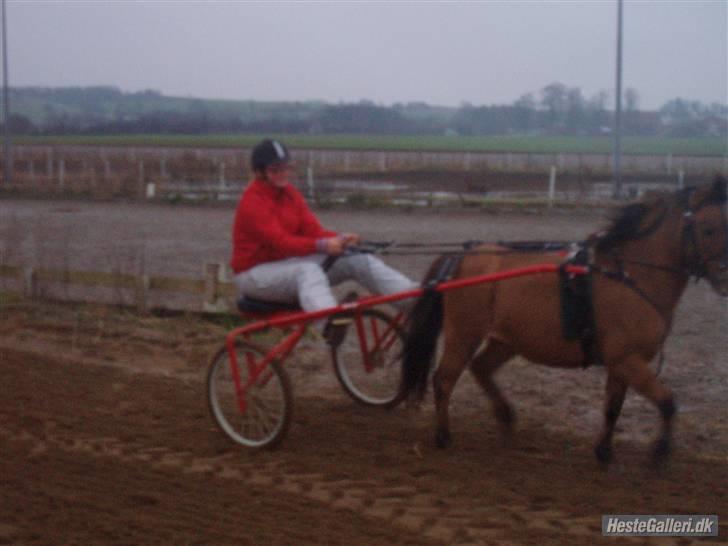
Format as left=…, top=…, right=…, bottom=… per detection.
left=594, top=443, right=613, bottom=465
left=653, top=437, right=671, bottom=464
left=498, top=421, right=515, bottom=439
left=495, top=405, right=515, bottom=429
left=435, top=430, right=451, bottom=449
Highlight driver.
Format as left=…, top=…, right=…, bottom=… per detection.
left=230, top=139, right=416, bottom=337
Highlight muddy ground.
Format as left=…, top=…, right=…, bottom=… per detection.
left=0, top=198, right=726, bottom=545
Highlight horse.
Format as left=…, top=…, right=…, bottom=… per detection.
left=400, top=175, right=728, bottom=464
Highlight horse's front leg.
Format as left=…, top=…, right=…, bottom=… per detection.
left=613, top=355, right=676, bottom=464
left=594, top=373, right=627, bottom=465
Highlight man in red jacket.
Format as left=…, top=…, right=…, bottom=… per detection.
left=231, top=139, right=415, bottom=319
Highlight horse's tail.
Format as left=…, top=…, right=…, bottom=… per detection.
left=400, top=257, right=448, bottom=400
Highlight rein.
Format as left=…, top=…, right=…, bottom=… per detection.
left=592, top=187, right=714, bottom=293
left=363, top=180, right=726, bottom=378
left=587, top=186, right=726, bottom=374
left=357, top=239, right=574, bottom=257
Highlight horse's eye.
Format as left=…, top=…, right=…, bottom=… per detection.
left=702, top=227, right=717, bottom=237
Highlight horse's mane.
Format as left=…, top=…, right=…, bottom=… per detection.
left=594, top=174, right=727, bottom=252
left=594, top=197, right=668, bottom=251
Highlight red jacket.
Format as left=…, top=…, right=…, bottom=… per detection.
left=230, top=178, right=337, bottom=273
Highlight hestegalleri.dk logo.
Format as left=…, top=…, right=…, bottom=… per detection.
left=602, top=515, right=718, bottom=537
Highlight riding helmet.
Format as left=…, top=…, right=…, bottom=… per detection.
left=250, top=139, right=290, bottom=172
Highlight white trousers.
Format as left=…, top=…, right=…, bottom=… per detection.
left=233, top=253, right=417, bottom=313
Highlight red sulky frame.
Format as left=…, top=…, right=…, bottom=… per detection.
left=224, top=263, right=589, bottom=410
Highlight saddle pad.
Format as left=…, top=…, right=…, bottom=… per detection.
left=559, top=268, right=593, bottom=340
left=558, top=247, right=602, bottom=367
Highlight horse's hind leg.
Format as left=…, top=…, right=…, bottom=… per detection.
left=432, top=338, right=479, bottom=449
left=594, top=373, right=627, bottom=465
left=469, top=339, right=516, bottom=433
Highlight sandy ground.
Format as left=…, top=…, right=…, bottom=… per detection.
left=0, top=198, right=727, bottom=545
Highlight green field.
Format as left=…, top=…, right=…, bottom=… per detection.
left=8, top=133, right=727, bottom=156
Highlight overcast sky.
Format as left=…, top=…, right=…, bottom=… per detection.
left=7, top=1, right=727, bottom=110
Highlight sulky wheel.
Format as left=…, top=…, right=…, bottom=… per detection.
left=331, top=309, right=407, bottom=408
left=207, top=340, right=293, bottom=449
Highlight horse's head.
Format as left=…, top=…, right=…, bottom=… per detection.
left=683, top=175, right=728, bottom=296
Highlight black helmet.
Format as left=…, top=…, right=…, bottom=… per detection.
left=250, top=139, right=291, bottom=172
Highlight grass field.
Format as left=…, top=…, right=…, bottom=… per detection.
left=10, top=133, right=727, bottom=156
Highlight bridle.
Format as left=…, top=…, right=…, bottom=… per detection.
left=592, top=187, right=726, bottom=321
left=590, top=187, right=727, bottom=373
left=678, top=189, right=728, bottom=283
left=600, top=187, right=728, bottom=284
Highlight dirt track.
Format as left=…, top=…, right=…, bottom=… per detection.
left=1, top=199, right=727, bottom=545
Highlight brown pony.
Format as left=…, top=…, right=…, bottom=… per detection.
left=400, top=175, right=728, bottom=464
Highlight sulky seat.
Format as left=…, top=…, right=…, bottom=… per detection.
left=236, top=296, right=301, bottom=315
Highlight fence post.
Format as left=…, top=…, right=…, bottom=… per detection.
left=146, top=183, right=156, bottom=199
left=218, top=162, right=226, bottom=186
left=135, top=274, right=150, bottom=314
left=548, top=165, right=557, bottom=208
left=307, top=166, right=315, bottom=201
left=87, top=158, right=96, bottom=191
left=203, top=262, right=228, bottom=313
left=21, top=266, right=36, bottom=298
left=677, top=169, right=685, bottom=190
left=46, top=147, right=53, bottom=181
left=58, top=159, right=65, bottom=192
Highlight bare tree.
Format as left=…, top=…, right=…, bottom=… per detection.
left=540, top=82, right=568, bottom=129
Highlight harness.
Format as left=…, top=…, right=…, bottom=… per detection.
left=582, top=186, right=727, bottom=373
left=558, top=244, right=602, bottom=368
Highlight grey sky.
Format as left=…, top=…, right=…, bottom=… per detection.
left=7, top=0, right=727, bottom=110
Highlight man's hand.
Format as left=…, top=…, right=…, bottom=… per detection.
left=320, top=233, right=361, bottom=255
left=340, top=232, right=361, bottom=247
left=322, top=236, right=345, bottom=255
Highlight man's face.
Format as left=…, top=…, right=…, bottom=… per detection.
left=265, top=163, right=292, bottom=188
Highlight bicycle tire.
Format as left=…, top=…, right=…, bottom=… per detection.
left=207, top=340, right=293, bottom=450
left=331, top=308, right=406, bottom=408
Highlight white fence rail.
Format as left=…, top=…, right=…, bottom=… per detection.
left=1, top=144, right=719, bottom=203
left=0, top=262, right=236, bottom=314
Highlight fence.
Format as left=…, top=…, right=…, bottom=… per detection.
left=0, top=144, right=724, bottom=201
left=0, top=262, right=236, bottom=315
left=148, top=173, right=686, bottom=209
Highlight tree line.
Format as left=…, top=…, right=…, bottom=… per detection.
left=1, top=83, right=725, bottom=138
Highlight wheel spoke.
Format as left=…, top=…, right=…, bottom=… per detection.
left=332, top=310, right=405, bottom=407
left=207, top=342, right=292, bottom=449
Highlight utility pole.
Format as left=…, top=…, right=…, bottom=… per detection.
left=612, top=0, right=623, bottom=199
left=1, top=0, right=10, bottom=186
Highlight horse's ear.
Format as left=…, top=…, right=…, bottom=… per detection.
left=710, top=174, right=727, bottom=203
